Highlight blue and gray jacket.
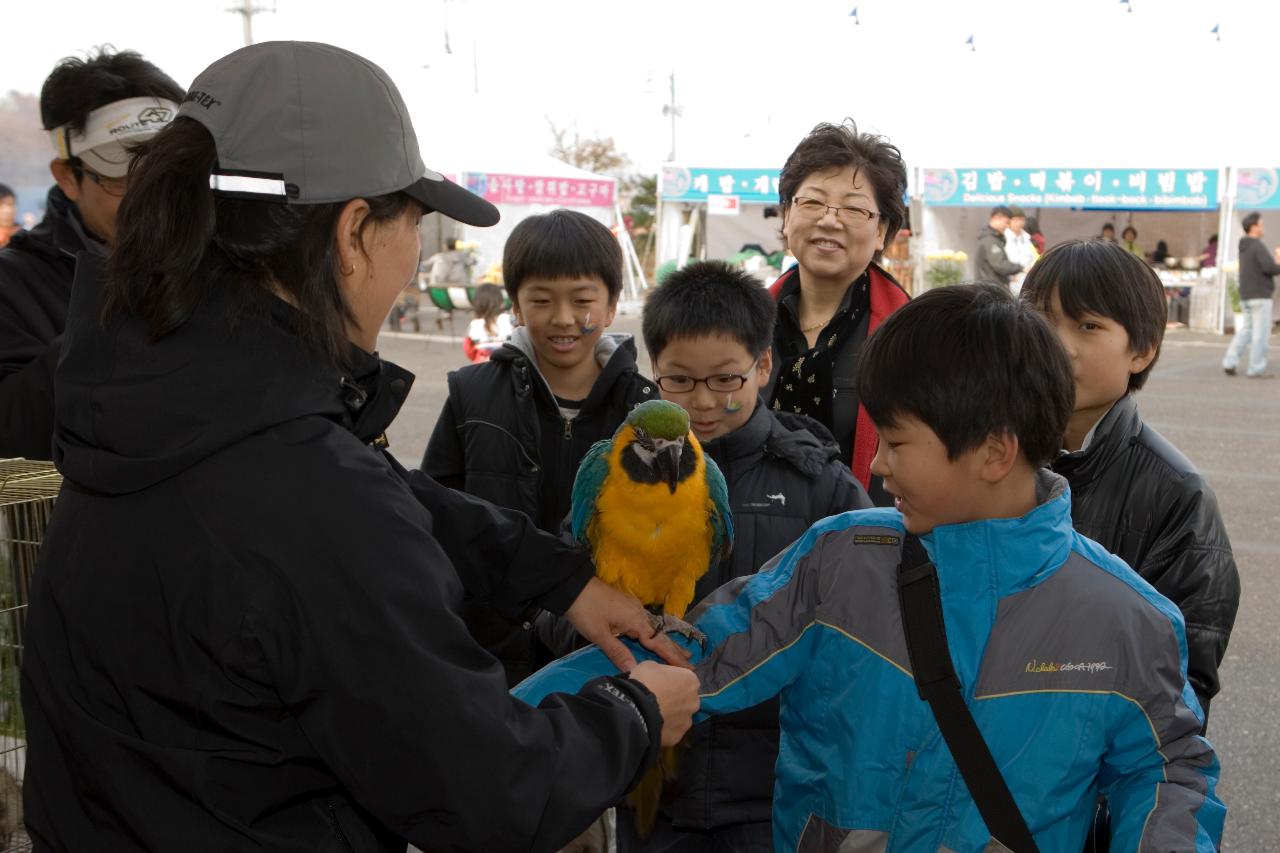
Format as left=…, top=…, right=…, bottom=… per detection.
left=515, top=471, right=1225, bottom=852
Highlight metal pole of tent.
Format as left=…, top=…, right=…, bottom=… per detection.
left=1215, top=166, right=1236, bottom=336
left=910, top=167, right=927, bottom=297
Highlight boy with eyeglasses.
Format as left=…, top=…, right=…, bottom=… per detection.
left=611, top=260, right=869, bottom=851
left=0, top=48, right=182, bottom=459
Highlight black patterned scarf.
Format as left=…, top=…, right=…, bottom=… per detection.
left=771, top=274, right=870, bottom=426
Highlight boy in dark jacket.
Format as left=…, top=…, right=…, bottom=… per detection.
left=423, top=209, right=656, bottom=686
left=1022, top=240, right=1239, bottom=725
left=619, top=260, right=871, bottom=851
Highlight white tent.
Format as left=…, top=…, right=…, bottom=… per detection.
left=419, top=130, right=619, bottom=279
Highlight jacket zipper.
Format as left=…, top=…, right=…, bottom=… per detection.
left=563, top=416, right=573, bottom=440
left=325, top=801, right=356, bottom=853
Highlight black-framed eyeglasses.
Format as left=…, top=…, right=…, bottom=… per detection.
left=791, top=195, right=880, bottom=224
left=70, top=159, right=128, bottom=198
left=655, top=364, right=756, bottom=394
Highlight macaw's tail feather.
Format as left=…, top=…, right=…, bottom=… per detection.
left=625, top=745, right=681, bottom=838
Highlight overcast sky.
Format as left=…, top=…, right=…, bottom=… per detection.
left=5, top=0, right=1277, bottom=172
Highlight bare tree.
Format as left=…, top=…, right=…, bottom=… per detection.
left=547, top=119, right=628, bottom=176
left=0, top=91, right=52, bottom=188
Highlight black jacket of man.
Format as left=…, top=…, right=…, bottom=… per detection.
left=21, top=257, right=662, bottom=853
left=974, top=224, right=1022, bottom=286
left=1238, top=234, right=1280, bottom=300
left=1052, top=393, right=1239, bottom=722
left=0, top=186, right=97, bottom=459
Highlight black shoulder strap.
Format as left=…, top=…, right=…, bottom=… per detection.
left=897, top=534, right=1040, bottom=853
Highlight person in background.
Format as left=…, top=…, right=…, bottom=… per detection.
left=1003, top=205, right=1035, bottom=269
left=974, top=204, right=1023, bottom=288
left=0, top=184, right=19, bottom=248
left=1025, top=214, right=1046, bottom=256
left=0, top=48, right=182, bottom=460
left=1120, top=225, right=1143, bottom=258
left=764, top=120, right=910, bottom=504
left=1152, top=239, right=1172, bottom=265
left=1199, top=234, right=1218, bottom=268
left=464, top=281, right=514, bottom=362
left=1223, top=212, right=1280, bottom=378
left=1099, top=222, right=1116, bottom=242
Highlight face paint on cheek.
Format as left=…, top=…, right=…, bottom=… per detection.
left=579, top=312, right=597, bottom=334
left=724, top=393, right=744, bottom=414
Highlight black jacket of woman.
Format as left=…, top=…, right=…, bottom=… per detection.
left=21, top=257, right=662, bottom=853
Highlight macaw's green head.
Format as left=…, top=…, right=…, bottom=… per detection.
left=621, top=400, right=694, bottom=493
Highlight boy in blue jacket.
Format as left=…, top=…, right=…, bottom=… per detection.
left=517, top=283, right=1224, bottom=852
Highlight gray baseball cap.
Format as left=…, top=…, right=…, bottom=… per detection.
left=177, top=41, right=498, bottom=227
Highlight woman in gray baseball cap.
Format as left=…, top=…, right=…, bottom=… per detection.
left=22, top=41, right=696, bottom=852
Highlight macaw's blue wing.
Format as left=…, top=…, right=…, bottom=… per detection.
left=570, top=439, right=613, bottom=544
left=703, top=452, right=733, bottom=565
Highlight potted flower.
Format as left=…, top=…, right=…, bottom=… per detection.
left=925, top=250, right=968, bottom=288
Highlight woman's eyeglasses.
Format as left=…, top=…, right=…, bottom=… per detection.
left=791, top=195, right=880, bottom=224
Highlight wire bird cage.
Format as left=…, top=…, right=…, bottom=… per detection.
left=0, top=460, right=61, bottom=851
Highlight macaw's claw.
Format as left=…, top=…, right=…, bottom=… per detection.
left=648, top=611, right=707, bottom=649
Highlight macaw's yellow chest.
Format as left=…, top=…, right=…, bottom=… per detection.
left=590, top=454, right=714, bottom=618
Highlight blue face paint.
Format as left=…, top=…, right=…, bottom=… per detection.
left=579, top=312, right=597, bottom=334
left=724, top=393, right=744, bottom=413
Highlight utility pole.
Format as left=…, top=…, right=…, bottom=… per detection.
left=443, top=0, right=453, bottom=54
left=661, top=72, right=682, bottom=163
left=227, top=0, right=273, bottom=47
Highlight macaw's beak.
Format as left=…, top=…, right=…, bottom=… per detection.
left=653, top=437, right=684, bottom=492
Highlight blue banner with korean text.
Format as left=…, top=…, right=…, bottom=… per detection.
left=660, top=166, right=780, bottom=203
left=923, top=167, right=1219, bottom=210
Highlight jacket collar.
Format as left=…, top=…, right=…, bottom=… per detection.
left=1051, top=394, right=1140, bottom=490
left=54, top=254, right=414, bottom=495
left=9, top=186, right=100, bottom=263
left=701, top=401, right=772, bottom=465
left=922, top=469, right=1074, bottom=598
left=496, top=327, right=639, bottom=413
left=920, top=469, right=1075, bottom=692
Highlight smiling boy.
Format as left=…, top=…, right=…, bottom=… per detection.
left=517, top=283, right=1225, bottom=852
left=423, top=209, right=656, bottom=685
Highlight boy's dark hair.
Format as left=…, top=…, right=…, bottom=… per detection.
left=1242, top=212, right=1261, bottom=234
left=0, top=183, right=14, bottom=201
left=40, top=48, right=184, bottom=132
left=859, top=283, right=1072, bottom=467
left=642, top=261, right=775, bottom=359
left=778, top=120, right=906, bottom=264
left=445, top=236, right=458, bottom=250
left=1101, top=222, right=1115, bottom=234
left=503, top=209, right=621, bottom=303
left=990, top=205, right=1013, bottom=219
left=1020, top=240, right=1166, bottom=391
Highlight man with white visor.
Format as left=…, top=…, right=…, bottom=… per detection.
left=0, top=49, right=183, bottom=459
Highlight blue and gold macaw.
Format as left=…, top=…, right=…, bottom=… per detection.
left=571, top=399, right=733, bottom=837
left=571, top=399, right=733, bottom=635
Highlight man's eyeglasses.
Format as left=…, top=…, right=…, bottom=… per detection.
left=71, top=160, right=128, bottom=198
left=791, top=195, right=880, bottom=224
left=655, top=366, right=756, bottom=394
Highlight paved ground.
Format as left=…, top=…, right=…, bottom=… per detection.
left=377, top=312, right=1278, bottom=849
